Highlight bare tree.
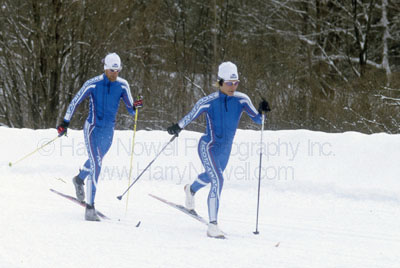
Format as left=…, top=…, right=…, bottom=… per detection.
left=0, top=0, right=399, bottom=133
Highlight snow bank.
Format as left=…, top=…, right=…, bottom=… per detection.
left=0, top=127, right=399, bottom=268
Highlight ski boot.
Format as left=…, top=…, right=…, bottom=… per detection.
left=207, top=222, right=225, bottom=239
left=184, top=184, right=195, bottom=211
left=72, top=175, right=85, bottom=202
left=85, top=204, right=100, bottom=221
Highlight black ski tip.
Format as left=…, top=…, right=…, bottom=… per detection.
left=136, top=221, right=141, bottom=227
left=117, top=196, right=122, bottom=200
left=253, top=231, right=260, bottom=235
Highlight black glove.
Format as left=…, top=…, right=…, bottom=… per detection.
left=57, top=120, right=69, bottom=137
left=258, top=99, right=271, bottom=114
left=134, top=95, right=143, bottom=108
left=167, top=123, right=182, bottom=136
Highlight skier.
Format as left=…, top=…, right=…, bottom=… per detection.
left=56, top=53, right=143, bottom=221
left=167, top=61, right=270, bottom=238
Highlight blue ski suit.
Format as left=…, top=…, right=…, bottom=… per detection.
left=63, top=74, right=135, bottom=205
left=178, top=90, right=262, bottom=223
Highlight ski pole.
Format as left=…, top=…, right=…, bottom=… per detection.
left=8, top=135, right=60, bottom=167
left=126, top=107, right=139, bottom=212
left=117, top=134, right=178, bottom=200
left=254, top=113, right=265, bottom=235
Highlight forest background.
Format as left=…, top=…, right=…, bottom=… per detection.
left=1, top=0, right=399, bottom=133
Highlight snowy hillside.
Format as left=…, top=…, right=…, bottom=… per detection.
left=0, top=127, right=399, bottom=268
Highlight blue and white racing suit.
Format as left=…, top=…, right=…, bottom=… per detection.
left=178, top=90, right=262, bottom=223
left=63, top=74, right=135, bottom=205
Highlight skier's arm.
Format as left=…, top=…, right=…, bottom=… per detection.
left=239, top=94, right=263, bottom=124
left=178, top=95, right=212, bottom=129
left=167, top=95, right=212, bottom=136
left=121, top=81, right=136, bottom=116
left=63, top=81, right=94, bottom=122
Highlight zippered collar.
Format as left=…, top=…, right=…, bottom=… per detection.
left=103, top=73, right=112, bottom=83
left=219, top=90, right=229, bottom=112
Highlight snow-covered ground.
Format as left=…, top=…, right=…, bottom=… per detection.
left=0, top=127, right=399, bottom=268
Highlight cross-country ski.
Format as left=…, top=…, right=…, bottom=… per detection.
left=148, top=193, right=208, bottom=225
left=50, top=188, right=110, bottom=220
left=149, top=193, right=227, bottom=239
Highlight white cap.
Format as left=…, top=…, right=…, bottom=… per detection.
left=218, top=61, right=238, bottom=81
left=104, top=53, right=122, bottom=71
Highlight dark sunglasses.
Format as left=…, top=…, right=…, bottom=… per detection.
left=224, top=81, right=240, bottom=86
left=110, top=69, right=120, bottom=73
